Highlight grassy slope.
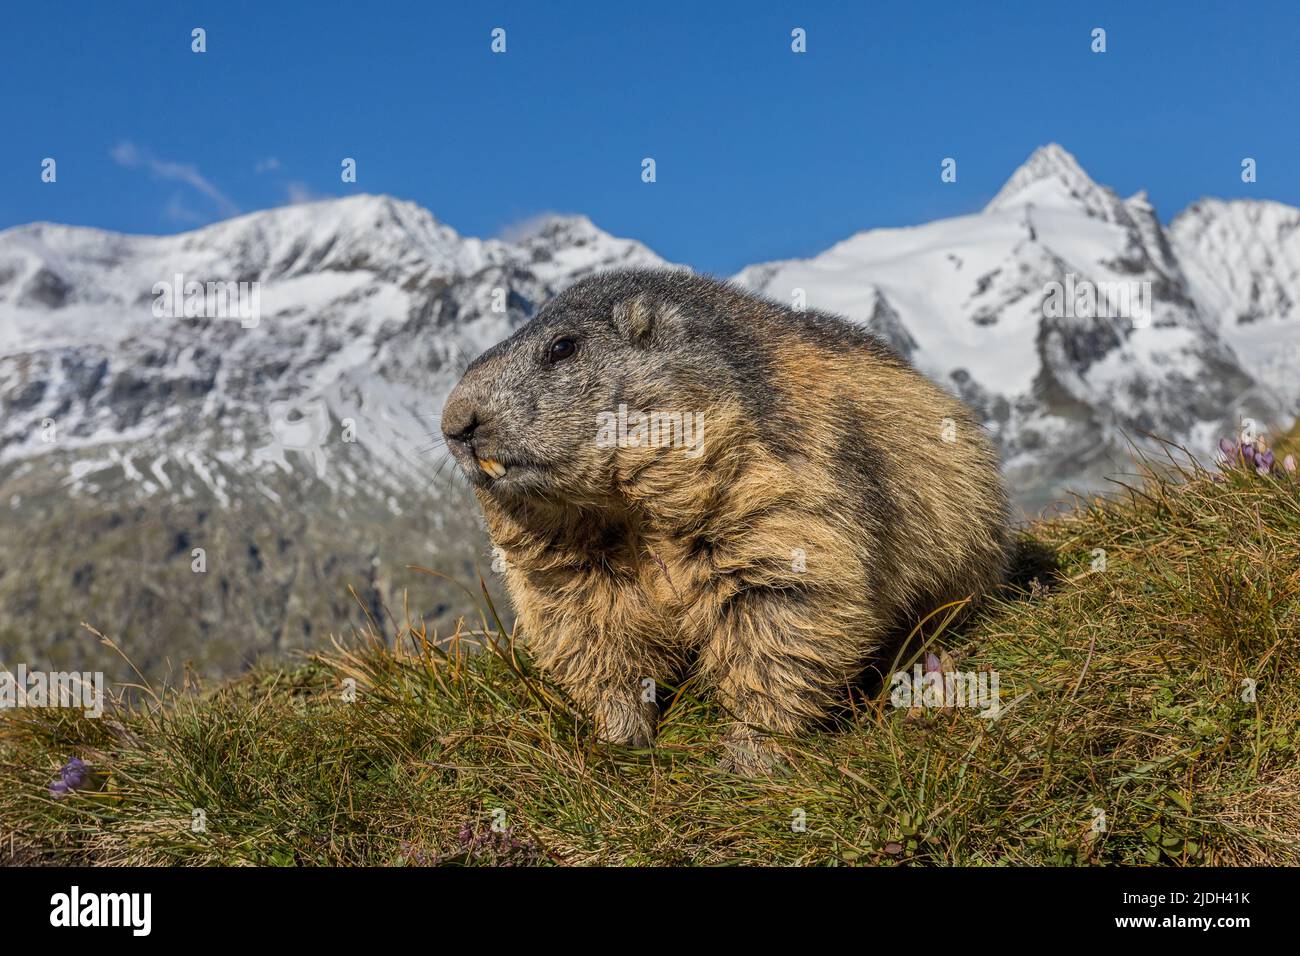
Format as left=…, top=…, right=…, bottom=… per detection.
left=2, top=445, right=1298, bottom=866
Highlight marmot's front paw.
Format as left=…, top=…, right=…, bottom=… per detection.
left=594, top=697, right=658, bottom=749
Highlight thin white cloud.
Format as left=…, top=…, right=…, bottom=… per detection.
left=111, top=140, right=240, bottom=217
left=284, top=180, right=324, bottom=205
left=162, top=193, right=207, bottom=224
left=254, top=157, right=281, bottom=174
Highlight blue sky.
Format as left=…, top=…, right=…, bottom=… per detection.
left=2, top=0, right=1297, bottom=274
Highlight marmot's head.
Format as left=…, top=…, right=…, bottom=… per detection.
left=441, top=271, right=718, bottom=505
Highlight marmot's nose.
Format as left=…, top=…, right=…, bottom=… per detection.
left=441, top=390, right=482, bottom=447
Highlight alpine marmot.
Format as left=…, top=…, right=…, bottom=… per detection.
left=441, top=270, right=1009, bottom=771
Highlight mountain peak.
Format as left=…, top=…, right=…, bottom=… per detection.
left=508, top=212, right=674, bottom=282
left=197, top=192, right=449, bottom=245
left=984, top=144, right=1119, bottom=219
left=507, top=213, right=600, bottom=246
left=172, top=192, right=498, bottom=282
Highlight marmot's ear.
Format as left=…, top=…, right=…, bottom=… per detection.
left=613, top=295, right=682, bottom=344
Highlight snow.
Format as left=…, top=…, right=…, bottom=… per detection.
left=1171, top=198, right=1300, bottom=406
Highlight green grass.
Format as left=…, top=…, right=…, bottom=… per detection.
left=2, top=447, right=1298, bottom=866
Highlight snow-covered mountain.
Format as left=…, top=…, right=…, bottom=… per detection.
left=1, top=147, right=1296, bottom=677
left=1171, top=197, right=1300, bottom=401
left=0, top=195, right=667, bottom=483
left=735, top=144, right=1295, bottom=504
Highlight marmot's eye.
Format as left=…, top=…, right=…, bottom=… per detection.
left=548, top=337, right=577, bottom=364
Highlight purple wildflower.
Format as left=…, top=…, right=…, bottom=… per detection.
left=1218, top=435, right=1291, bottom=478
left=48, top=757, right=89, bottom=799
left=400, top=840, right=434, bottom=866
left=431, top=820, right=543, bottom=865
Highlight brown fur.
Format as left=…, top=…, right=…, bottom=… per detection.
left=441, top=271, right=1009, bottom=772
